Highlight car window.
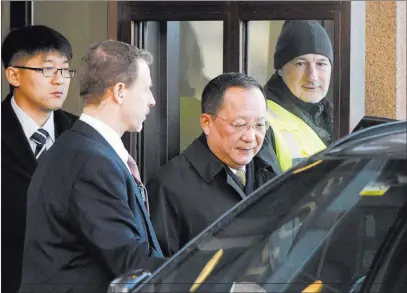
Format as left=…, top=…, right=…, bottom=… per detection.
left=383, top=235, right=407, bottom=293
left=140, top=157, right=407, bottom=293
left=365, top=220, right=407, bottom=293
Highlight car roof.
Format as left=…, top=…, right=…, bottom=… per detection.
left=323, top=121, right=407, bottom=158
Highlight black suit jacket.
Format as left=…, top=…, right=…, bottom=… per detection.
left=1, top=94, right=77, bottom=293
left=18, top=120, right=165, bottom=293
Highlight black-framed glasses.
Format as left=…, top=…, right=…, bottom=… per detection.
left=13, top=66, right=76, bottom=78
left=210, top=114, right=270, bottom=133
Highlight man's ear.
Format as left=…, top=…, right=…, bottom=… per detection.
left=5, top=67, right=20, bottom=87
left=113, top=82, right=126, bottom=105
left=200, top=113, right=212, bottom=135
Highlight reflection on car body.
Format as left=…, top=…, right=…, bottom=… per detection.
left=109, top=121, right=407, bottom=293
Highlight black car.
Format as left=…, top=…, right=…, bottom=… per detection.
left=109, top=120, right=407, bottom=293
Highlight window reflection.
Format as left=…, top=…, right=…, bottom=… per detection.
left=247, top=21, right=285, bottom=86
left=32, top=1, right=108, bottom=116
left=179, top=21, right=223, bottom=152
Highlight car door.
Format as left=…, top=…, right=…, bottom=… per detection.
left=121, top=153, right=406, bottom=293
left=355, top=210, right=407, bottom=293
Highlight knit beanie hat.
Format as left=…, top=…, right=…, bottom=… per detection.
left=274, top=20, right=333, bottom=69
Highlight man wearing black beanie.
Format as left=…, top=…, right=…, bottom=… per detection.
left=263, top=20, right=334, bottom=172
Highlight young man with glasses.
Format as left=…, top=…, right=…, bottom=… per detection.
left=147, top=72, right=278, bottom=257
left=1, top=25, right=77, bottom=293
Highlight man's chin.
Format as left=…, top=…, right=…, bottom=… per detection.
left=44, top=99, right=66, bottom=112
left=300, top=95, right=324, bottom=104
left=234, top=157, right=253, bottom=168
left=133, top=123, right=143, bottom=133
left=45, top=105, right=63, bottom=112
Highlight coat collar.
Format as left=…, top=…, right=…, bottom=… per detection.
left=1, top=94, right=76, bottom=173
left=70, top=119, right=120, bottom=155
left=183, top=133, right=273, bottom=183
left=183, top=134, right=224, bottom=183
left=70, top=119, right=130, bottom=176
left=54, top=106, right=77, bottom=137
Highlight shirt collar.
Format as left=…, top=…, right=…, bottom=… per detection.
left=11, top=96, right=55, bottom=142
left=228, top=166, right=246, bottom=175
left=79, top=113, right=129, bottom=167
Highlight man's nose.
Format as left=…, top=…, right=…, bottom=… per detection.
left=149, top=93, right=156, bottom=107
left=241, top=125, right=256, bottom=142
left=52, top=70, right=64, bottom=84
left=306, top=64, right=318, bottom=81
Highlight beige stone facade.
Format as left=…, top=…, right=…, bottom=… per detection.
left=366, top=1, right=406, bottom=120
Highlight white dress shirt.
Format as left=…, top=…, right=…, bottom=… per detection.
left=229, top=166, right=246, bottom=175
left=11, top=96, right=55, bottom=154
left=79, top=113, right=131, bottom=174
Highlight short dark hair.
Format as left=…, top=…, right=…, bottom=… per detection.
left=201, top=72, right=265, bottom=114
left=79, top=40, right=153, bottom=103
left=1, top=25, right=72, bottom=69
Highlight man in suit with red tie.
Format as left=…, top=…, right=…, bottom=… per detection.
left=19, top=40, right=165, bottom=293
left=1, top=25, right=77, bottom=293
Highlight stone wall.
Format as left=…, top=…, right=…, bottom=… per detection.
left=365, top=1, right=406, bottom=120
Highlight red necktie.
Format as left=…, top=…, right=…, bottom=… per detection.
left=127, top=154, right=149, bottom=214
left=127, top=153, right=142, bottom=183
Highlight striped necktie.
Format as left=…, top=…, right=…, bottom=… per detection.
left=31, top=128, right=49, bottom=159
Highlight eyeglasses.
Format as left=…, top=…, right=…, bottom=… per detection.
left=210, top=114, right=270, bottom=133
left=13, top=66, right=76, bottom=78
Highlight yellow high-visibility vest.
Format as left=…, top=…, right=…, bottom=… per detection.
left=266, top=100, right=327, bottom=172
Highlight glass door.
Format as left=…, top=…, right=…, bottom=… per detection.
left=117, top=1, right=350, bottom=182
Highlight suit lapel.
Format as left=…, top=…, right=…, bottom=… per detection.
left=1, top=95, right=37, bottom=174
left=130, top=179, right=163, bottom=256
left=136, top=188, right=163, bottom=255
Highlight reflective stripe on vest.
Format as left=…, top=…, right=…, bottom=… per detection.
left=266, top=100, right=327, bottom=172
